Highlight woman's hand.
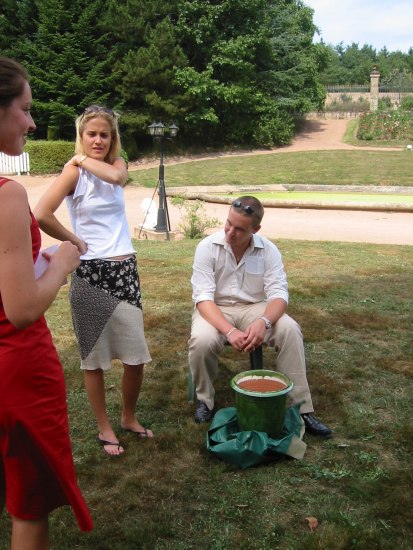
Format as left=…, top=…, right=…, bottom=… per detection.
left=73, top=237, right=88, bottom=255
left=50, top=241, right=81, bottom=276
left=64, top=154, right=84, bottom=168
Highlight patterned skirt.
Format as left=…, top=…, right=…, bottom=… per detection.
left=70, top=256, right=152, bottom=370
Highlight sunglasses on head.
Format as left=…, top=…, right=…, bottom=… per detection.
left=232, top=200, right=254, bottom=215
left=82, top=105, right=115, bottom=118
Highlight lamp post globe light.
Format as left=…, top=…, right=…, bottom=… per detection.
left=148, top=121, right=179, bottom=240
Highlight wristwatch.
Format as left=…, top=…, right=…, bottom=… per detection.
left=259, top=316, right=271, bottom=329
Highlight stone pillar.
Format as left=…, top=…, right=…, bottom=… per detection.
left=370, top=67, right=380, bottom=111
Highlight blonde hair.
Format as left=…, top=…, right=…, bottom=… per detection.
left=75, top=105, right=121, bottom=165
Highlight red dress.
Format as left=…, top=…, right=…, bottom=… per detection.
left=0, top=178, right=93, bottom=531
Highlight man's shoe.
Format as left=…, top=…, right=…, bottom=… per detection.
left=195, top=401, right=214, bottom=424
left=301, top=413, right=332, bottom=437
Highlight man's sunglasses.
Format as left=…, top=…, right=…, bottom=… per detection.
left=232, top=200, right=254, bottom=215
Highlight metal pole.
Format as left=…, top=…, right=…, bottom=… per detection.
left=155, top=137, right=169, bottom=239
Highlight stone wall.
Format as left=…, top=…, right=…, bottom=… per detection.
left=325, top=69, right=413, bottom=111
left=325, top=91, right=412, bottom=108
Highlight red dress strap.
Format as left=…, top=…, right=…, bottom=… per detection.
left=0, top=177, right=11, bottom=187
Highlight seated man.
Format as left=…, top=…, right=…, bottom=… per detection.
left=188, top=196, right=332, bottom=437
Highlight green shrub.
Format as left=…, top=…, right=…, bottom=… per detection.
left=400, top=96, right=413, bottom=111
left=253, top=111, right=295, bottom=147
left=378, top=96, right=392, bottom=110
left=25, top=140, right=130, bottom=175
left=25, top=140, right=75, bottom=174
left=171, top=197, right=219, bottom=239
left=357, top=110, right=413, bottom=141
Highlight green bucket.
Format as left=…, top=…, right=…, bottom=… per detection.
left=230, top=370, right=293, bottom=438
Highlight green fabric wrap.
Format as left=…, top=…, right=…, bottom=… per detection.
left=206, top=405, right=306, bottom=469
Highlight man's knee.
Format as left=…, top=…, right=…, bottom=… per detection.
left=189, top=330, right=223, bottom=357
left=276, top=314, right=302, bottom=337
left=269, top=315, right=303, bottom=352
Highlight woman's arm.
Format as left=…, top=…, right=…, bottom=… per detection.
left=34, top=165, right=87, bottom=254
left=65, top=155, right=128, bottom=186
left=0, top=181, right=80, bottom=329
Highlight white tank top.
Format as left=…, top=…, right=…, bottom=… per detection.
left=66, top=168, right=135, bottom=260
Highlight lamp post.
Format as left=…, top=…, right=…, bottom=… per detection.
left=148, top=122, right=179, bottom=240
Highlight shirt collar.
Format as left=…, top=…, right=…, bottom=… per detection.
left=211, top=230, right=265, bottom=252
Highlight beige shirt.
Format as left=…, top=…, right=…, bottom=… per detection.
left=191, top=230, right=288, bottom=306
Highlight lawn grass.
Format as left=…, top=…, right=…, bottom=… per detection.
left=129, top=149, right=413, bottom=188
left=1, top=239, right=412, bottom=549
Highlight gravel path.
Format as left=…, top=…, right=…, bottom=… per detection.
left=14, top=119, right=413, bottom=247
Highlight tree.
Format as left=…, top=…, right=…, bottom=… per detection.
left=174, top=0, right=325, bottom=146
left=101, top=0, right=187, bottom=149
left=5, top=0, right=111, bottom=139
left=2, top=0, right=334, bottom=149
left=318, top=42, right=413, bottom=85
left=0, top=0, right=38, bottom=54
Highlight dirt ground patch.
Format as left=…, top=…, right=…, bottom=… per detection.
left=10, top=119, right=413, bottom=247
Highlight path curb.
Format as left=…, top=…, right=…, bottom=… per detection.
left=166, top=186, right=413, bottom=213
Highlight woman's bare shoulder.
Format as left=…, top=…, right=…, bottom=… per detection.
left=0, top=178, right=28, bottom=200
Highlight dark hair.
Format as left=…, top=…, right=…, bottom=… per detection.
left=231, top=196, right=264, bottom=226
left=0, top=57, right=28, bottom=107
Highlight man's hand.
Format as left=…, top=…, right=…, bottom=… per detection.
left=240, top=319, right=267, bottom=352
left=227, top=328, right=248, bottom=352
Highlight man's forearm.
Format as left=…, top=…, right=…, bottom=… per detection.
left=261, top=298, right=288, bottom=326
left=196, top=300, right=234, bottom=337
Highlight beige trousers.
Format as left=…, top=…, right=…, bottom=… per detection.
left=188, top=302, right=314, bottom=414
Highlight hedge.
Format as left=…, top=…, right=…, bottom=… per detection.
left=25, top=140, right=75, bottom=175
left=24, top=140, right=129, bottom=175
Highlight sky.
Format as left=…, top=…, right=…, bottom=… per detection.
left=304, top=0, right=413, bottom=53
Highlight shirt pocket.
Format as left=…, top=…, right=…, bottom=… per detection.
left=242, top=257, right=265, bottom=298
left=245, top=256, right=265, bottom=275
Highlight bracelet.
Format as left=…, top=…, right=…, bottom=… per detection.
left=79, top=155, right=87, bottom=167
left=226, top=327, right=237, bottom=339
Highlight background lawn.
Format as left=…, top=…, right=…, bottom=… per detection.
left=129, top=149, right=413, bottom=188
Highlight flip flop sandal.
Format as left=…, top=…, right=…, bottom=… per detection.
left=96, top=436, right=124, bottom=456
left=122, top=427, right=153, bottom=438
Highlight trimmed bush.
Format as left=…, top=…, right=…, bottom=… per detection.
left=24, top=140, right=130, bottom=175
left=25, top=140, right=75, bottom=174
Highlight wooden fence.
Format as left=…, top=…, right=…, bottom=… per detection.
left=0, top=152, right=30, bottom=175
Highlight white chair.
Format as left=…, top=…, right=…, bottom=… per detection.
left=140, top=197, right=157, bottom=229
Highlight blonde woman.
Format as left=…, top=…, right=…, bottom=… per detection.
left=35, top=105, right=153, bottom=457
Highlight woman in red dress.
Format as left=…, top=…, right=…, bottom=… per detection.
left=0, top=57, right=93, bottom=548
